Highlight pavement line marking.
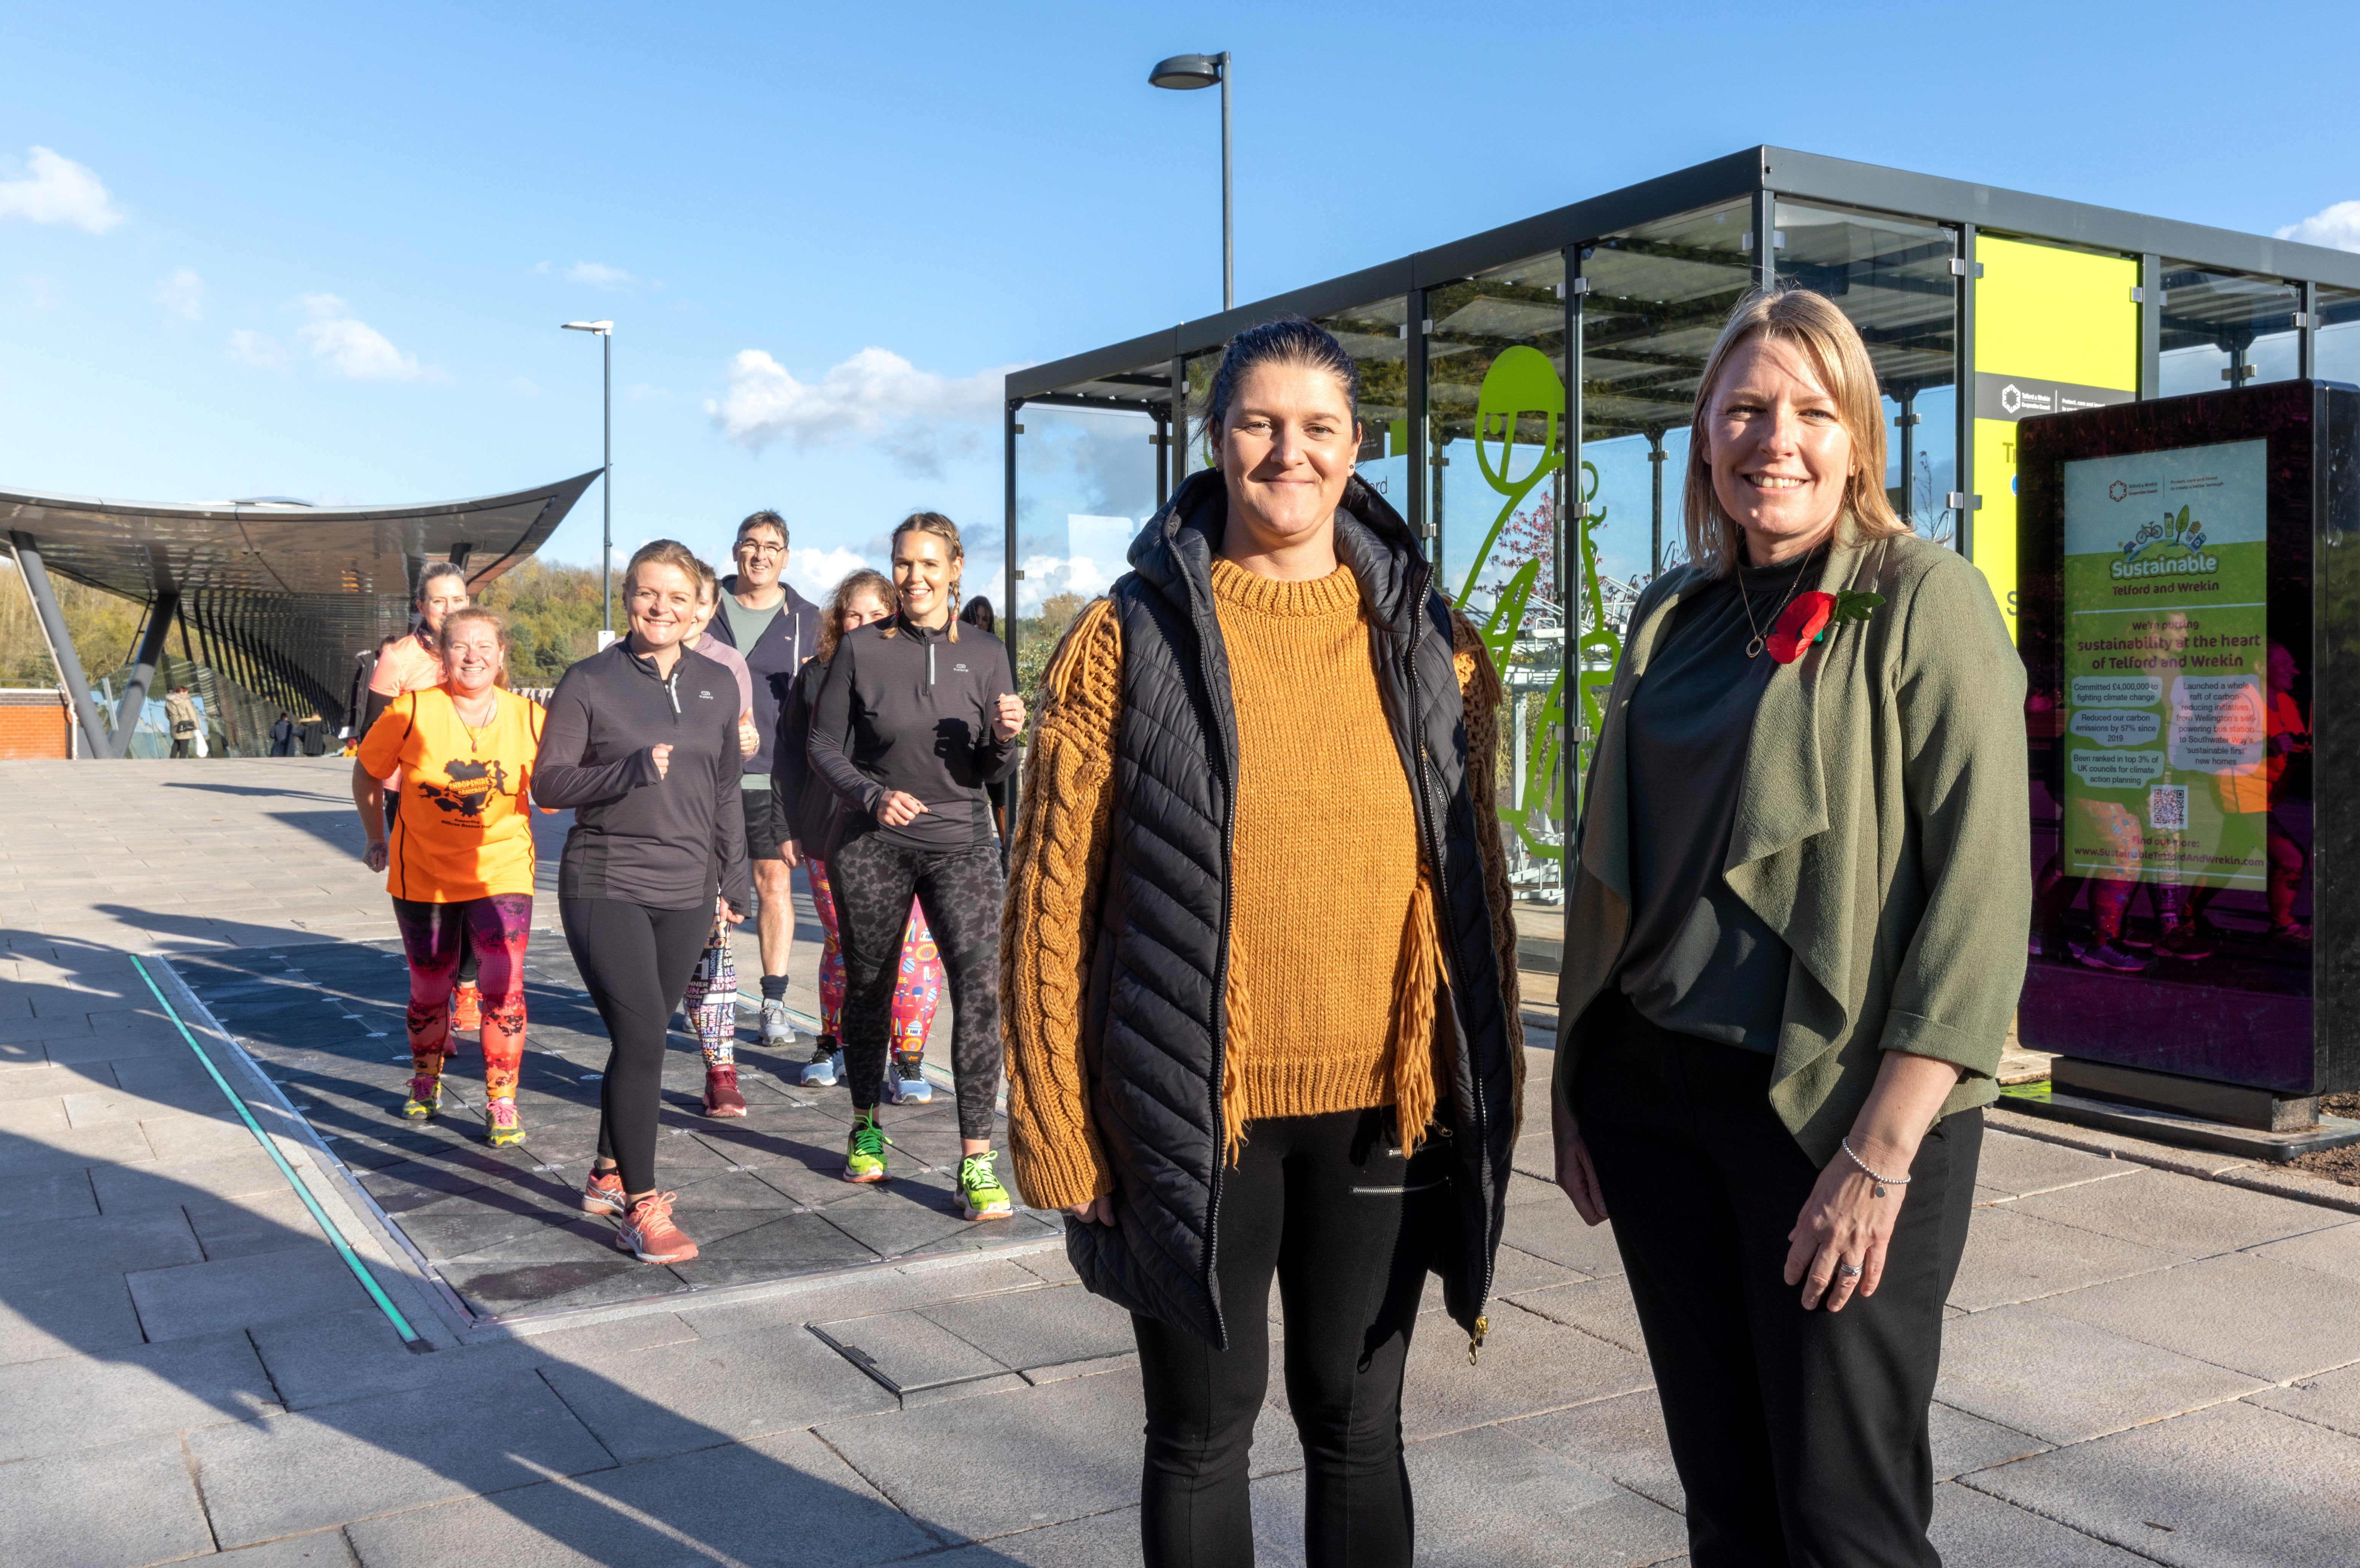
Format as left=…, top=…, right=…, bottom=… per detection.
left=128, top=953, right=426, bottom=1346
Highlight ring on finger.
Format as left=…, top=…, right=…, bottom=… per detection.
left=1837, top=1262, right=1862, bottom=1278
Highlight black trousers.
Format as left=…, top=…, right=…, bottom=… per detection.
left=1132, top=1107, right=1449, bottom=1568
left=1575, top=994, right=1980, bottom=1568
left=827, top=831, right=1003, bottom=1140
left=561, top=896, right=709, bottom=1195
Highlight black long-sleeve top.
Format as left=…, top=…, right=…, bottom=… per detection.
left=533, top=640, right=753, bottom=912
left=806, top=616, right=1017, bottom=852
left=769, top=656, right=847, bottom=861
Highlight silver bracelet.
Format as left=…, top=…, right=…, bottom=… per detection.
left=1840, top=1137, right=1912, bottom=1197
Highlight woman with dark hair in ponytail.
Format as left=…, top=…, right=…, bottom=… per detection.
left=806, top=515, right=1023, bottom=1221
left=1002, top=317, right=1522, bottom=1568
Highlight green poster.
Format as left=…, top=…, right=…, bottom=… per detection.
left=2059, top=438, right=2270, bottom=891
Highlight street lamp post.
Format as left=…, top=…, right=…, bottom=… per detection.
left=561, top=319, right=615, bottom=635
left=1148, top=52, right=1233, bottom=310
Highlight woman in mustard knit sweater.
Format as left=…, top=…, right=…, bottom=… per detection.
left=1003, top=319, right=1523, bottom=1568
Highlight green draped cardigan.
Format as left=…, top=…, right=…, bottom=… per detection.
left=1554, top=528, right=2032, bottom=1164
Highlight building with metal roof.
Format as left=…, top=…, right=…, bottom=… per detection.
left=3, top=471, right=598, bottom=757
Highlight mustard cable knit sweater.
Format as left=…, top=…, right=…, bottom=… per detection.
left=1002, top=558, right=1525, bottom=1212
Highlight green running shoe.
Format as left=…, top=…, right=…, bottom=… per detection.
left=401, top=1072, right=442, bottom=1120
left=843, top=1111, right=888, bottom=1184
left=958, top=1149, right=1013, bottom=1221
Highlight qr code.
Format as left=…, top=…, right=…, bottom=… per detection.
left=2148, top=785, right=2188, bottom=832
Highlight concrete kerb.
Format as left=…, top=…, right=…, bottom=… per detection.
left=141, top=944, right=1065, bottom=1355
left=1988, top=1106, right=2360, bottom=1219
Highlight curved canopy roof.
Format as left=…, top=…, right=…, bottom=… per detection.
left=1, top=470, right=599, bottom=730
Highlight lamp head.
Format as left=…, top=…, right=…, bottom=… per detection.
left=561, top=320, right=614, bottom=335
left=1148, top=53, right=1224, bottom=90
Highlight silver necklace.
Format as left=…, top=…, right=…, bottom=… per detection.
left=1737, top=541, right=1824, bottom=659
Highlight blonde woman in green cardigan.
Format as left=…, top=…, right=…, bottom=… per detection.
left=1552, top=287, right=2029, bottom=1568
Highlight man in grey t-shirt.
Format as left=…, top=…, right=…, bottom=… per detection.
left=702, top=510, right=821, bottom=1048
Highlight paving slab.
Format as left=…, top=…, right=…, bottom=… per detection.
left=0, top=1166, right=99, bottom=1222
left=1505, top=1275, right=1650, bottom=1357
left=1945, top=1206, right=2176, bottom=1312
left=0, top=1430, right=216, bottom=1568
left=2249, top=1217, right=2360, bottom=1284
left=1970, top=1398, right=2360, bottom=1566
left=0, top=1062, right=116, bottom=1103
left=1249, top=1421, right=1686, bottom=1568
left=1390, top=1298, right=1655, bottom=1440
left=1934, top=1303, right=2265, bottom=1444
left=1505, top=1388, right=1685, bottom=1511
left=2033, top=1249, right=2360, bottom=1382
left=1973, top=1128, right=2143, bottom=1200
left=536, top=1315, right=901, bottom=1462
left=0, top=1268, right=146, bottom=1365
left=1928, top=1400, right=2049, bottom=1481
left=0, top=1324, right=277, bottom=1462
left=1496, top=1199, right=1626, bottom=1279
left=340, top=1428, right=943, bottom=1568
left=1928, top=1481, right=2152, bottom=1566
left=810, top=1305, right=1014, bottom=1397
left=90, top=1146, right=289, bottom=1211
left=0, top=1118, right=155, bottom=1171
left=181, top=1186, right=329, bottom=1260
left=126, top=1237, right=375, bottom=1340
left=912, top=1507, right=1143, bottom=1567
left=216, top=1530, right=360, bottom=1565
left=187, top=1368, right=620, bottom=1547
left=815, top=1364, right=1148, bottom=1542
left=2008, top=1166, right=2355, bottom=1261
left=917, top=1280, right=1136, bottom=1375
left=2245, top=1360, right=2360, bottom=1440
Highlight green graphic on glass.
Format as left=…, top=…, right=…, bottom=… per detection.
left=1448, top=345, right=1621, bottom=865
left=2059, top=438, right=2271, bottom=892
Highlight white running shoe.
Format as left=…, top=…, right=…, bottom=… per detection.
left=761, top=997, right=801, bottom=1048
left=798, top=1040, right=842, bottom=1088
left=883, top=1056, right=933, bottom=1105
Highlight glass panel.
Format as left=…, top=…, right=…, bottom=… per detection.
left=1775, top=201, right=1959, bottom=541
left=1011, top=402, right=1159, bottom=702
left=1320, top=295, right=1411, bottom=509
left=1579, top=198, right=1753, bottom=706
left=2158, top=266, right=2301, bottom=395
left=1425, top=252, right=1570, bottom=928
left=2319, top=285, right=2360, bottom=386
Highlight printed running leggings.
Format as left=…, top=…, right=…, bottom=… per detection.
left=826, top=833, right=999, bottom=1140
left=392, top=894, right=530, bottom=1099
left=807, top=858, right=943, bottom=1056
left=561, top=897, right=710, bottom=1197
left=683, top=897, right=740, bottom=1067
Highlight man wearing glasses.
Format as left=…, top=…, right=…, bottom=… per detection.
left=704, top=509, right=822, bottom=1050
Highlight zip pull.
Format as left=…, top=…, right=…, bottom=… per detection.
left=666, top=672, right=680, bottom=716
left=928, top=640, right=935, bottom=691
left=1467, top=1314, right=1488, bottom=1365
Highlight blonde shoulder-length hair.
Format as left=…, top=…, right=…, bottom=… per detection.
left=1681, top=287, right=1908, bottom=578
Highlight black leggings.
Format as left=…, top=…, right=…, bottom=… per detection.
left=1576, top=994, right=1980, bottom=1567
left=827, top=832, right=1003, bottom=1140
left=561, top=896, right=710, bottom=1195
left=1132, top=1107, right=1447, bottom=1568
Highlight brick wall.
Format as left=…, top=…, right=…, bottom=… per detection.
left=0, top=691, right=72, bottom=759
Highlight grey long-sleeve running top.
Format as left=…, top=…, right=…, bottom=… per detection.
left=806, top=615, right=1017, bottom=852
left=533, top=640, right=753, bottom=912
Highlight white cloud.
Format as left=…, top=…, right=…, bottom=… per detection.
left=568, top=261, right=634, bottom=287
left=0, top=147, right=125, bottom=233
left=152, top=266, right=206, bottom=323
left=2278, top=200, right=2360, bottom=254
left=227, top=329, right=290, bottom=371
left=289, top=293, right=446, bottom=382
left=783, top=545, right=880, bottom=602
left=707, top=347, right=1018, bottom=475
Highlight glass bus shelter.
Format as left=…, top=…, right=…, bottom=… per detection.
left=1001, top=145, right=2360, bottom=979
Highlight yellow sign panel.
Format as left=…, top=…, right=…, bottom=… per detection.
left=1971, top=237, right=2141, bottom=640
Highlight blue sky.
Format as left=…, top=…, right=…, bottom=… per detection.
left=5, top=1, right=2356, bottom=602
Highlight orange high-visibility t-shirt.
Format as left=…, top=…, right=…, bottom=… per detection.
left=358, top=686, right=545, bottom=901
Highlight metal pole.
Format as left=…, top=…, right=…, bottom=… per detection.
left=1647, top=429, right=1667, bottom=575
left=9, top=531, right=113, bottom=757
left=602, top=330, right=613, bottom=636
left=1219, top=52, right=1233, bottom=311
left=113, top=590, right=179, bottom=751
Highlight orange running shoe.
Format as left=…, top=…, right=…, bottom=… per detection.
left=581, top=1168, right=627, bottom=1216
left=450, top=982, right=482, bottom=1032
left=615, top=1191, right=698, bottom=1264
left=702, top=1064, right=747, bottom=1118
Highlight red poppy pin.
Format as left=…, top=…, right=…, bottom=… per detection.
left=1764, top=589, right=1884, bottom=664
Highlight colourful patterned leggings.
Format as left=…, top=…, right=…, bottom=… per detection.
left=684, top=897, right=739, bottom=1067
left=392, top=894, right=530, bottom=1100
left=808, top=857, right=942, bottom=1058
